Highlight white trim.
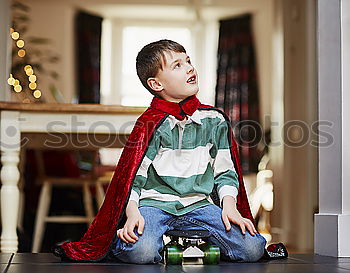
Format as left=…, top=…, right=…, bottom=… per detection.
left=188, top=110, right=203, bottom=125
left=315, top=213, right=350, bottom=257
left=129, top=189, right=140, bottom=205
left=135, top=156, right=152, bottom=178
left=213, top=149, right=236, bottom=177
left=155, top=109, right=225, bottom=131
left=218, top=185, right=238, bottom=205
left=140, top=189, right=210, bottom=207
left=166, top=112, right=202, bottom=131
left=167, top=115, right=192, bottom=130
left=315, top=0, right=350, bottom=257
left=195, top=110, right=226, bottom=123
left=153, top=144, right=213, bottom=178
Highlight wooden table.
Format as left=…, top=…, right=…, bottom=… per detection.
left=0, top=102, right=145, bottom=253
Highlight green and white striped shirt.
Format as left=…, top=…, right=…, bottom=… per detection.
left=130, top=109, right=239, bottom=215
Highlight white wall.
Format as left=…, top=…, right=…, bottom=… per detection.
left=22, top=0, right=274, bottom=123
left=270, top=0, right=318, bottom=252
left=21, top=0, right=76, bottom=103
left=0, top=0, right=11, bottom=101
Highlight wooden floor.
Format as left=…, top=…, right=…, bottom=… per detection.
left=1, top=253, right=350, bottom=273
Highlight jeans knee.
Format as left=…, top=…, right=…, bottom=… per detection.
left=128, top=247, right=161, bottom=264
left=238, top=235, right=266, bottom=262
left=116, top=240, right=162, bottom=264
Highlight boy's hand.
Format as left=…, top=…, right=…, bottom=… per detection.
left=221, top=195, right=257, bottom=236
left=117, top=200, right=145, bottom=244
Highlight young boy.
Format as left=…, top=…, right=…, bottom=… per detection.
left=111, top=39, right=266, bottom=263
left=54, top=39, right=266, bottom=263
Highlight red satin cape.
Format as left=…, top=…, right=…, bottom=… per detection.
left=56, top=95, right=253, bottom=261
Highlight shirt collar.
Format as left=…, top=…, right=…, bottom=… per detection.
left=150, top=95, right=201, bottom=121
left=167, top=111, right=202, bottom=130
left=189, top=110, right=202, bottom=125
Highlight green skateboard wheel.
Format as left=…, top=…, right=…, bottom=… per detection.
left=165, top=245, right=183, bottom=265
left=202, top=245, right=220, bottom=265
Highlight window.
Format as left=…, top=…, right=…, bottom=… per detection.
left=101, top=23, right=193, bottom=106
left=121, top=26, right=192, bottom=106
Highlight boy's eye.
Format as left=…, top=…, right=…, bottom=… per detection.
left=187, top=59, right=191, bottom=64
left=175, top=63, right=181, bottom=68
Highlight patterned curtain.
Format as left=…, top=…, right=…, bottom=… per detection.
left=76, top=11, right=102, bottom=103
left=215, top=14, right=261, bottom=174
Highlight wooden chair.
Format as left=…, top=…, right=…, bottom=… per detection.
left=31, top=150, right=98, bottom=253
left=94, top=148, right=123, bottom=208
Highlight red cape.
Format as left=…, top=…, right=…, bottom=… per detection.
left=54, top=95, right=253, bottom=261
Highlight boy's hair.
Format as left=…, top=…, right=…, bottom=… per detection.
left=136, top=39, right=186, bottom=96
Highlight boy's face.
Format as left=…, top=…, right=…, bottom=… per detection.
left=147, top=51, right=199, bottom=103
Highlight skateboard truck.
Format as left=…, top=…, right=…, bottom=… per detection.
left=163, top=229, right=220, bottom=265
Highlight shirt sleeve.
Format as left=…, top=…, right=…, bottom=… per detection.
left=211, top=118, right=239, bottom=206
left=129, top=130, right=161, bottom=205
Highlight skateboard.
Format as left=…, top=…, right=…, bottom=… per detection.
left=163, top=229, right=220, bottom=265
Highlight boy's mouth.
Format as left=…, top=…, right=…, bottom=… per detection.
left=187, top=75, right=197, bottom=84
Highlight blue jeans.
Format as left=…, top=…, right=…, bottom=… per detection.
left=112, top=204, right=266, bottom=264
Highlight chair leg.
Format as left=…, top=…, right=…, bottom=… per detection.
left=83, top=183, right=94, bottom=225
left=32, top=182, right=52, bottom=253
left=95, top=181, right=105, bottom=209
left=17, top=190, right=25, bottom=233
left=17, top=149, right=26, bottom=233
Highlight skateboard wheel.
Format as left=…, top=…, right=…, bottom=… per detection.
left=202, top=245, right=220, bottom=264
left=165, top=245, right=183, bottom=265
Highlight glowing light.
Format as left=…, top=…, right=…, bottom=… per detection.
left=18, top=49, right=26, bottom=57
left=29, top=75, right=37, bottom=82
left=25, top=68, right=33, bottom=76
left=11, top=32, right=19, bottom=40
left=7, top=77, right=15, bottom=86
left=9, top=31, right=44, bottom=100
left=33, top=90, right=42, bottom=98
left=29, top=82, right=37, bottom=90
left=14, top=85, right=22, bottom=92
left=7, top=74, right=15, bottom=86
left=16, top=40, right=25, bottom=48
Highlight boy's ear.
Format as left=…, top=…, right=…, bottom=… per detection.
left=147, top=78, right=163, bottom=93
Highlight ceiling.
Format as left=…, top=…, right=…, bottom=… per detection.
left=29, top=0, right=266, bottom=21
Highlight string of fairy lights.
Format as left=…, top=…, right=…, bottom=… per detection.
left=7, top=27, right=42, bottom=100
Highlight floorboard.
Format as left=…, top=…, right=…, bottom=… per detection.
left=2, top=253, right=350, bottom=273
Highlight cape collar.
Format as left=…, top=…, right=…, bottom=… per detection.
left=150, top=95, right=201, bottom=121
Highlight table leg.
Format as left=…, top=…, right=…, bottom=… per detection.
left=0, top=111, right=20, bottom=253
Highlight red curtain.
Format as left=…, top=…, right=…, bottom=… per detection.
left=76, top=11, right=102, bottom=104
left=215, top=14, right=262, bottom=174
